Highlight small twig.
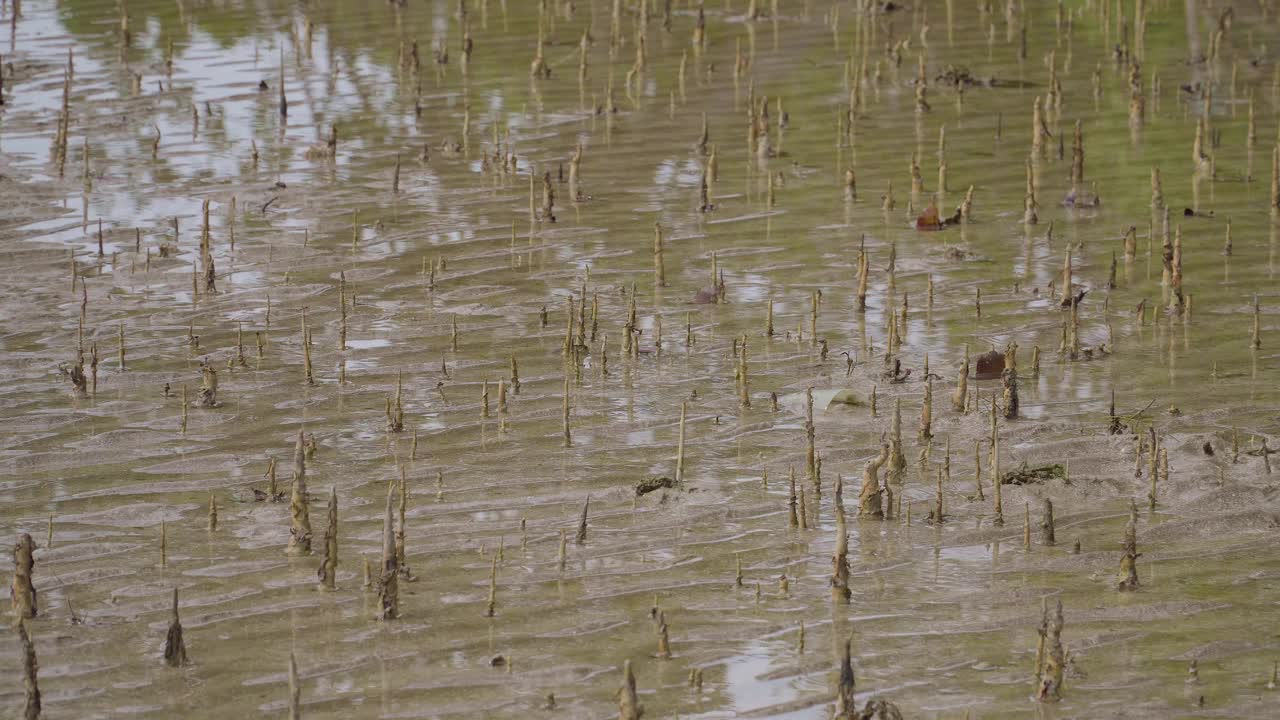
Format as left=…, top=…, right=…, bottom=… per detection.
left=1122, top=398, right=1157, bottom=422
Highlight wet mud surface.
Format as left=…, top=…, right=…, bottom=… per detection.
left=1, top=0, right=1280, bottom=717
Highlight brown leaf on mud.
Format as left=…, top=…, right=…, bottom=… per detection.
left=916, top=201, right=962, bottom=231
left=915, top=202, right=944, bottom=231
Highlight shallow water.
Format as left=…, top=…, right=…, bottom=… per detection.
left=2, top=0, right=1280, bottom=717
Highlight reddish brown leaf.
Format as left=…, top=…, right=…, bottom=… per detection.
left=916, top=202, right=944, bottom=231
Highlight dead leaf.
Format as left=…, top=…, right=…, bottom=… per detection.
left=916, top=202, right=944, bottom=231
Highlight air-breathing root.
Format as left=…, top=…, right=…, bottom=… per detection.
left=859, top=444, right=891, bottom=518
